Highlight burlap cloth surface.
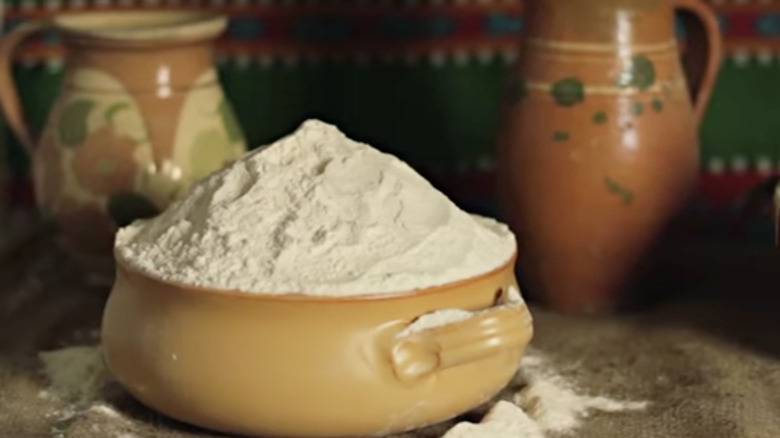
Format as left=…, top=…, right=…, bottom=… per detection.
left=1, top=233, right=779, bottom=438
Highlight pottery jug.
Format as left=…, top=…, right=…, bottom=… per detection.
left=0, top=11, right=246, bottom=277
left=496, top=0, right=722, bottom=313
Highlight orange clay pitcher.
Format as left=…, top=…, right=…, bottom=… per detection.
left=0, top=11, right=246, bottom=278
left=496, top=0, right=722, bottom=313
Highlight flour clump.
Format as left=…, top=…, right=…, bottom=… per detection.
left=116, top=119, right=516, bottom=296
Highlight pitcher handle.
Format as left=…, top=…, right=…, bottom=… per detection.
left=774, top=181, right=780, bottom=247
left=389, top=302, right=533, bottom=383
left=673, top=0, right=723, bottom=125
left=0, top=20, right=48, bottom=155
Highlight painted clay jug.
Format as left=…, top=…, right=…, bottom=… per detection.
left=0, top=11, right=246, bottom=277
left=496, top=0, right=722, bottom=313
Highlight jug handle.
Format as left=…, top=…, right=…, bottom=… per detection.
left=0, top=20, right=49, bottom=155
left=768, top=178, right=780, bottom=247
left=389, top=301, right=533, bottom=383
left=673, top=0, right=723, bottom=126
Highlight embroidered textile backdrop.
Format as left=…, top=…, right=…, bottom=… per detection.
left=1, top=0, right=778, bottom=242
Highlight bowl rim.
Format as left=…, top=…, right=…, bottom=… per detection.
left=113, top=250, right=518, bottom=303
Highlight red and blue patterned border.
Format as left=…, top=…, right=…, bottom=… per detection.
left=6, top=2, right=526, bottom=61
left=3, top=0, right=780, bottom=60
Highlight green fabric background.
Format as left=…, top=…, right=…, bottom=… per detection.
left=5, top=58, right=772, bottom=177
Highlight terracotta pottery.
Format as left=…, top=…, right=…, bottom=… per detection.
left=496, top=0, right=722, bottom=313
left=101, top=254, right=533, bottom=437
left=0, top=11, right=247, bottom=277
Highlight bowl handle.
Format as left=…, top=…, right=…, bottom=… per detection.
left=389, top=301, right=533, bottom=383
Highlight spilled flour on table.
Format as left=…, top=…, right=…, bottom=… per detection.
left=441, top=401, right=544, bottom=438
left=37, top=345, right=646, bottom=438
left=440, top=350, right=649, bottom=437
left=39, top=346, right=109, bottom=404
left=513, top=351, right=648, bottom=435
left=38, top=345, right=137, bottom=438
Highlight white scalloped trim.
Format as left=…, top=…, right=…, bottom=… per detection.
left=23, top=47, right=780, bottom=71
left=756, top=156, right=774, bottom=175
left=731, top=155, right=750, bottom=174
left=731, top=49, right=752, bottom=67
left=707, top=157, right=726, bottom=175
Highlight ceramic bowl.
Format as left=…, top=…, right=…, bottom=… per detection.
left=101, top=254, right=533, bottom=437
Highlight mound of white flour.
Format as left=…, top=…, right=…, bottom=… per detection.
left=116, top=119, right=516, bottom=296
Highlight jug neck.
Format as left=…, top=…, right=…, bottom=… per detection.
left=52, top=11, right=226, bottom=50
left=52, top=11, right=226, bottom=93
left=62, top=42, right=218, bottom=94
left=523, top=0, right=675, bottom=46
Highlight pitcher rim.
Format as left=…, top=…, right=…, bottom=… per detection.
left=52, top=11, right=227, bottom=45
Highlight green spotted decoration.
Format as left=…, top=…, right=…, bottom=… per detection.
left=618, top=55, right=656, bottom=91
left=552, top=130, right=570, bottom=142
left=218, top=98, right=243, bottom=144
left=104, top=102, right=130, bottom=124
left=604, top=177, right=634, bottom=206
left=58, top=99, right=95, bottom=147
left=652, top=98, right=664, bottom=113
left=551, top=77, right=585, bottom=106
left=190, top=129, right=238, bottom=180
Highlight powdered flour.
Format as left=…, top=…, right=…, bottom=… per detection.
left=36, top=345, right=646, bottom=438
left=439, top=351, right=648, bottom=437
left=398, top=286, right=526, bottom=337
left=513, top=351, right=648, bottom=434
left=116, top=119, right=516, bottom=296
left=442, top=401, right=544, bottom=438
left=39, top=346, right=109, bottom=404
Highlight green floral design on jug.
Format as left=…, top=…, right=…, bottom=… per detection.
left=618, top=55, right=656, bottom=91
left=58, top=100, right=96, bottom=147
left=551, top=77, right=585, bottom=106
left=593, top=111, right=608, bottom=124
left=187, top=98, right=245, bottom=180
left=218, top=98, right=243, bottom=144
left=104, top=102, right=131, bottom=124
left=632, top=102, right=644, bottom=116
left=652, top=98, right=664, bottom=113
left=605, top=177, right=634, bottom=206
left=190, top=129, right=238, bottom=180
left=552, top=130, right=570, bottom=142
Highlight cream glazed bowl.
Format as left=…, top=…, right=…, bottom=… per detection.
left=101, top=252, right=534, bottom=438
